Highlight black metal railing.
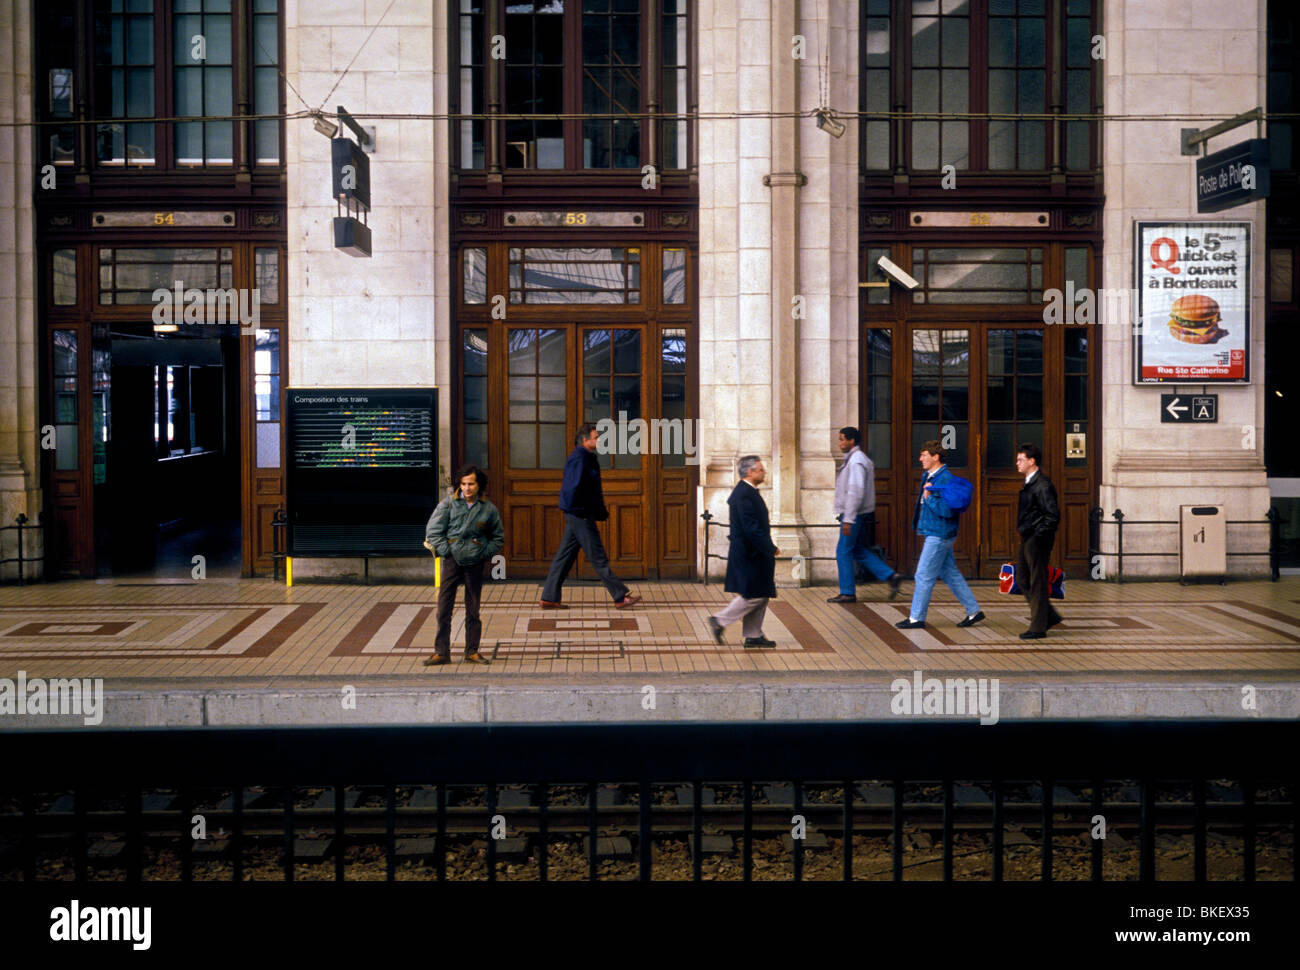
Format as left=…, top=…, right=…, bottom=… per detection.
left=701, top=511, right=866, bottom=585
left=3, top=722, right=1295, bottom=884
left=1089, top=507, right=1280, bottom=584
left=0, top=513, right=43, bottom=585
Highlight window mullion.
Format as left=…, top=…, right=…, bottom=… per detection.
left=157, top=2, right=171, bottom=170
left=969, top=0, right=989, bottom=172
left=645, top=0, right=658, bottom=173
left=235, top=0, right=250, bottom=175
left=566, top=3, right=581, bottom=170
left=488, top=0, right=502, bottom=176
left=1049, top=0, right=1064, bottom=176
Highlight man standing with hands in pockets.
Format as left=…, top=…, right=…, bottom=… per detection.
left=422, top=464, right=504, bottom=666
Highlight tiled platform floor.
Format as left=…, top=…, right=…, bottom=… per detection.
left=1, top=576, right=1298, bottom=724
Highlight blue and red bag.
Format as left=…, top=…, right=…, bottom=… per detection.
left=999, top=562, right=1065, bottom=599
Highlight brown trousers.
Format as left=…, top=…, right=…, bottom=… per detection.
left=1019, top=532, right=1062, bottom=634
left=434, top=558, right=485, bottom=657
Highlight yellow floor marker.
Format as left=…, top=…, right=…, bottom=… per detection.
left=286, top=557, right=293, bottom=587
left=435, top=556, right=441, bottom=588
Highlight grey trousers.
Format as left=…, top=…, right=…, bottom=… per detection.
left=713, top=595, right=769, bottom=638
left=541, top=513, right=630, bottom=603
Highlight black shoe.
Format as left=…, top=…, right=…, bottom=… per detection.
left=895, top=618, right=925, bottom=630
left=1047, top=614, right=1063, bottom=628
left=743, top=636, right=777, bottom=648
left=826, top=593, right=857, bottom=603
left=887, top=574, right=902, bottom=600
left=706, top=616, right=724, bottom=645
left=956, top=610, right=986, bottom=628
left=1019, top=631, right=1046, bottom=640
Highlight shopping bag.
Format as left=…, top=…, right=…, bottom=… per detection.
left=1049, top=566, right=1065, bottom=600
left=999, top=562, right=1020, bottom=594
left=1000, top=562, right=1066, bottom=600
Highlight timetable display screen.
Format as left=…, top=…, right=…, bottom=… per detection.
left=290, top=394, right=434, bottom=469
left=286, top=388, right=439, bottom=554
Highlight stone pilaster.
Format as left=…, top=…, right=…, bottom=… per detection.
left=0, top=0, right=41, bottom=579
left=284, top=0, right=442, bottom=578
left=797, top=0, right=860, bottom=582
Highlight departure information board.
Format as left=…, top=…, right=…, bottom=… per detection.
left=290, top=392, right=434, bottom=469
left=286, top=388, right=439, bottom=555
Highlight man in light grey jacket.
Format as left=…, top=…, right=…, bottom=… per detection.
left=828, top=427, right=901, bottom=603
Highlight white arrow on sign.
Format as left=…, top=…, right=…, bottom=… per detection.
left=1165, top=397, right=1188, bottom=419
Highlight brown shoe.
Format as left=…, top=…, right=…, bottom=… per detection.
left=422, top=655, right=450, bottom=666
left=539, top=600, right=569, bottom=609
left=463, top=652, right=492, bottom=664
left=614, top=594, right=641, bottom=609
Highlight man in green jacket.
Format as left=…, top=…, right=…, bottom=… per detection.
left=422, top=464, right=505, bottom=666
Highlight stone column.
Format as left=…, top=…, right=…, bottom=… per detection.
left=796, top=0, right=860, bottom=583
left=698, top=0, right=773, bottom=565
left=767, top=0, right=808, bottom=583
left=0, top=0, right=40, bottom=579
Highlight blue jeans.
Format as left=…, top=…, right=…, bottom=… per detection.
left=908, top=534, right=979, bottom=620
left=836, top=515, right=893, bottom=594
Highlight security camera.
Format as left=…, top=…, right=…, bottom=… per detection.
left=815, top=110, right=846, bottom=139
left=877, top=255, right=920, bottom=290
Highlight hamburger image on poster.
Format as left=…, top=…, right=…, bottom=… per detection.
left=1144, top=291, right=1241, bottom=367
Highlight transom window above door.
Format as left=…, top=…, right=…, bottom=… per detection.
left=37, top=0, right=283, bottom=171
left=454, top=0, right=691, bottom=172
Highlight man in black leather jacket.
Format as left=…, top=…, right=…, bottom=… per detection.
left=1015, top=443, right=1062, bottom=639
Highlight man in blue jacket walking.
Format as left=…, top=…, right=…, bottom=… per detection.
left=896, top=440, right=984, bottom=630
left=539, top=423, right=640, bottom=609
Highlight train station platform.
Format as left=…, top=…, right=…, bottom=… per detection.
left=1, top=576, right=1298, bottom=727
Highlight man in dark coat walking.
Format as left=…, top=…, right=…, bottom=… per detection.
left=706, top=455, right=778, bottom=647
left=539, top=423, right=640, bottom=609
left=1015, top=442, right=1062, bottom=639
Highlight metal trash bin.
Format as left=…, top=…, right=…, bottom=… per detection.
left=1179, top=505, right=1226, bottom=583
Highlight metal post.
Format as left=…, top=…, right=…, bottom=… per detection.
left=1089, top=507, right=1102, bottom=580
left=1113, top=509, right=1125, bottom=584
left=1268, top=501, right=1279, bottom=577
left=16, top=513, right=27, bottom=585
left=700, top=510, right=712, bottom=585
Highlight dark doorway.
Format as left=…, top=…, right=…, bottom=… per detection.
left=96, top=330, right=241, bottom=579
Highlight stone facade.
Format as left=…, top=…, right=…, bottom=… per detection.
left=0, top=0, right=1282, bottom=582
left=1097, top=0, right=1270, bottom=577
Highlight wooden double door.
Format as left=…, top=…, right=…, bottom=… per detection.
left=462, top=322, right=695, bottom=580
left=869, top=323, right=1094, bottom=580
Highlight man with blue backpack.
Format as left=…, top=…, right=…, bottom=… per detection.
left=896, top=439, right=985, bottom=630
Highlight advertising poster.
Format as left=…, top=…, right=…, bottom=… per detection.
left=1133, top=221, right=1250, bottom=383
